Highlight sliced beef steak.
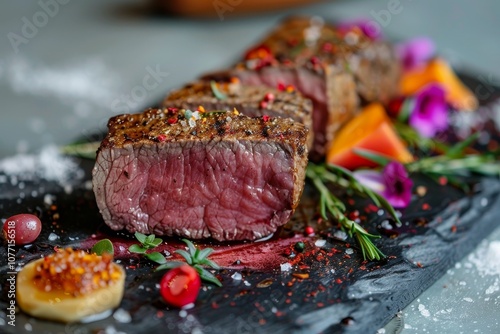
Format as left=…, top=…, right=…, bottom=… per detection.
left=92, top=108, right=309, bottom=241
left=163, top=79, right=313, bottom=149
left=203, top=16, right=400, bottom=159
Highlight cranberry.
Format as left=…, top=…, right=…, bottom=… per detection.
left=3, top=214, right=42, bottom=245
left=160, top=265, right=201, bottom=308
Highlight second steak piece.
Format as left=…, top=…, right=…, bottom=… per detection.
left=92, top=108, right=309, bottom=242
left=163, top=79, right=314, bottom=149
left=205, top=16, right=401, bottom=159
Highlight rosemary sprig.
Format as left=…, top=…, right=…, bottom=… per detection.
left=306, top=163, right=391, bottom=261
left=60, top=141, right=100, bottom=159
left=394, top=121, right=449, bottom=153
left=354, top=145, right=499, bottom=179
left=406, top=154, right=500, bottom=177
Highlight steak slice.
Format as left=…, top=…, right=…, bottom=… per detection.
left=203, top=16, right=400, bottom=159
left=163, top=79, right=313, bottom=149
left=92, top=108, right=309, bottom=241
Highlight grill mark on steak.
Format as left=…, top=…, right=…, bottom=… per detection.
left=93, top=108, right=309, bottom=241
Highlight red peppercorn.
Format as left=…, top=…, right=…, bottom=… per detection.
left=277, top=83, right=286, bottom=91
left=322, top=42, right=333, bottom=53
left=262, top=115, right=270, bottom=122
left=304, top=226, right=315, bottom=236
left=167, top=107, right=178, bottom=114
left=157, top=134, right=167, bottom=142
left=167, top=117, right=177, bottom=124
left=310, top=56, right=321, bottom=65
left=260, top=101, right=268, bottom=109
left=264, top=93, right=275, bottom=102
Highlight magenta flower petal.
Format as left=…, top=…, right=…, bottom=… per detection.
left=381, top=162, right=413, bottom=208
left=337, top=18, right=382, bottom=40
left=409, top=84, right=448, bottom=138
left=396, top=37, right=435, bottom=71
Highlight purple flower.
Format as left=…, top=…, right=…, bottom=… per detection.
left=338, top=18, right=382, bottom=40
left=396, top=37, right=435, bottom=71
left=354, top=162, right=413, bottom=208
left=409, top=84, right=448, bottom=138
left=381, top=162, right=413, bottom=208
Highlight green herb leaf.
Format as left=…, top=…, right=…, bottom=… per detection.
left=175, top=249, right=193, bottom=265
left=129, top=244, right=147, bottom=254
left=353, top=149, right=392, bottom=167
left=196, top=247, right=214, bottom=261
left=144, top=251, right=167, bottom=264
left=210, top=81, right=227, bottom=100
left=91, top=239, right=114, bottom=256
left=134, top=232, right=147, bottom=244
left=60, top=141, right=100, bottom=159
left=145, top=234, right=155, bottom=245
left=397, top=98, right=414, bottom=123
left=194, top=264, right=222, bottom=287
left=446, top=133, right=479, bottom=158
left=151, top=238, right=163, bottom=247
left=182, top=239, right=197, bottom=257
left=156, top=261, right=186, bottom=271
left=199, top=258, right=220, bottom=270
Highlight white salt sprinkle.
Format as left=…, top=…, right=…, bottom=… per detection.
left=231, top=272, right=242, bottom=280
left=345, top=248, right=354, bottom=255
left=48, top=233, right=59, bottom=241
left=280, top=263, right=292, bottom=272
left=314, top=239, right=326, bottom=247
left=469, top=241, right=500, bottom=277
left=0, top=145, right=83, bottom=185
left=113, top=308, right=132, bottom=323
left=418, top=304, right=430, bottom=317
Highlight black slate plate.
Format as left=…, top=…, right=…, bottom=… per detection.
left=1, top=74, right=499, bottom=334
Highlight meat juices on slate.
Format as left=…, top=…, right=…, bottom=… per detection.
left=92, top=108, right=309, bottom=241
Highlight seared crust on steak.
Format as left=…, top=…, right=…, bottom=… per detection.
left=163, top=80, right=313, bottom=149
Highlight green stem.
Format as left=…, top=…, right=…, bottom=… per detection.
left=306, top=165, right=385, bottom=261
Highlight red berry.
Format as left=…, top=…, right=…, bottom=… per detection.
left=3, top=214, right=42, bottom=245
left=160, top=265, right=201, bottom=308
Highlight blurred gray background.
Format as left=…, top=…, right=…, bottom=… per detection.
left=0, top=0, right=499, bottom=157
left=1, top=1, right=500, bottom=333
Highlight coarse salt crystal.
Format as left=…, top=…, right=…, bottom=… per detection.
left=345, top=248, right=354, bottom=255
left=334, top=230, right=347, bottom=240
left=48, top=233, right=59, bottom=241
left=315, top=239, right=326, bottom=247
left=113, top=308, right=132, bottom=323
left=418, top=304, right=430, bottom=317
left=231, top=272, right=242, bottom=280
left=280, top=263, right=292, bottom=272
left=469, top=241, right=500, bottom=277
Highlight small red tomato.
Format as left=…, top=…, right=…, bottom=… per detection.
left=2, top=214, right=42, bottom=245
left=160, top=265, right=201, bottom=308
